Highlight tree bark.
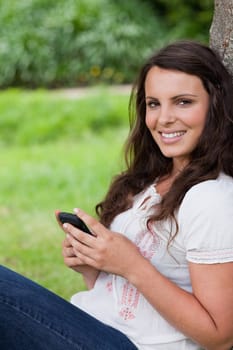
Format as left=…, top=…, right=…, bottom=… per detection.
left=209, top=0, right=233, bottom=77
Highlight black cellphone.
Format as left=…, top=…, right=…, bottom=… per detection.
left=58, top=212, right=92, bottom=235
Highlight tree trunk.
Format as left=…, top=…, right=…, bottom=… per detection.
left=209, top=0, right=233, bottom=77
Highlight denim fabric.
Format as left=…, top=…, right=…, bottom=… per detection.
left=0, top=265, right=138, bottom=350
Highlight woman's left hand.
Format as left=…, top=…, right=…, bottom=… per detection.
left=62, top=208, right=144, bottom=279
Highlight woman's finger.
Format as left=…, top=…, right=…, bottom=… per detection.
left=75, top=208, right=103, bottom=234
left=64, top=256, right=84, bottom=267
left=62, top=245, right=75, bottom=258
left=54, top=209, right=66, bottom=231
left=62, top=236, right=73, bottom=248
left=66, top=233, right=93, bottom=256
left=63, top=222, right=97, bottom=249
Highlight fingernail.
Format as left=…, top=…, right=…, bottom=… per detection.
left=63, top=223, right=68, bottom=229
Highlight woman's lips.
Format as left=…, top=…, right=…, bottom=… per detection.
left=159, top=131, right=186, bottom=143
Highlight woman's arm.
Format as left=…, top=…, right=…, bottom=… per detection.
left=128, top=256, right=233, bottom=350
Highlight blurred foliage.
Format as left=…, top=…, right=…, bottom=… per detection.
left=145, top=0, right=214, bottom=41
left=0, top=0, right=164, bottom=88
left=0, top=0, right=214, bottom=88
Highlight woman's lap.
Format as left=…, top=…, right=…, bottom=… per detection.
left=0, top=265, right=137, bottom=350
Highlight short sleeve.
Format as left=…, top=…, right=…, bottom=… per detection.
left=178, top=175, right=233, bottom=264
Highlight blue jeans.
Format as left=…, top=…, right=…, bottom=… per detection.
left=0, top=265, right=138, bottom=350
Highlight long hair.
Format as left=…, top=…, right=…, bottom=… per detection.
left=96, top=40, right=233, bottom=231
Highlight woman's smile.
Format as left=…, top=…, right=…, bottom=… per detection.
left=159, top=130, right=186, bottom=142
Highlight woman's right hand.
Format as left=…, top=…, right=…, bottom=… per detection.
left=62, top=236, right=100, bottom=289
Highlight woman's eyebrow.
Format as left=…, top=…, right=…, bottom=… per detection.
left=171, top=93, right=198, bottom=100
left=145, top=96, right=158, bottom=100
left=145, top=94, right=198, bottom=100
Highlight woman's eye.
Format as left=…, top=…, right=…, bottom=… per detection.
left=147, top=100, right=159, bottom=108
left=178, top=99, right=192, bottom=106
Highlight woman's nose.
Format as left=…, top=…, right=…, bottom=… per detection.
left=158, top=106, right=176, bottom=125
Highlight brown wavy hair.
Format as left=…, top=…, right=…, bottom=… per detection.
left=96, top=40, right=233, bottom=235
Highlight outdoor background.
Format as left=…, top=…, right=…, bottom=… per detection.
left=0, top=0, right=214, bottom=299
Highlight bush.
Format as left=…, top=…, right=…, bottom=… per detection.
left=0, top=0, right=165, bottom=88
left=145, top=0, right=214, bottom=41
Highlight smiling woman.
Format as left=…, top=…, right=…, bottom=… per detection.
left=0, top=40, right=233, bottom=350
left=145, top=67, right=209, bottom=169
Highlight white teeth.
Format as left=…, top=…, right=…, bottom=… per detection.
left=161, top=131, right=185, bottom=138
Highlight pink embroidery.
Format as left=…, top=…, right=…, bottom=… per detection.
left=119, top=307, right=135, bottom=320
left=135, top=225, right=161, bottom=261
left=118, top=223, right=161, bottom=321
left=119, top=281, right=140, bottom=320
left=106, top=281, right=113, bottom=292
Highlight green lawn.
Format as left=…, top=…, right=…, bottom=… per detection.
left=0, top=87, right=129, bottom=300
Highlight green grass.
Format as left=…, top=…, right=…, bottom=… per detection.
left=0, top=87, right=129, bottom=146
left=0, top=87, right=129, bottom=300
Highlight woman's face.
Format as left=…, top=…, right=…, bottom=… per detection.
left=145, top=66, right=210, bottom=171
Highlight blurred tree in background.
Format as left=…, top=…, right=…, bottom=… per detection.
left=0, top=0, right=214, bottom=88
left=210, top=0, right=233, bottom=78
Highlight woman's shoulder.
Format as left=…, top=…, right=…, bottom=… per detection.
left=178, top=173, right=233, bottom=224
left=182, top=173, right=233, bottom=208
left=177, top=173, right=233, bottom=259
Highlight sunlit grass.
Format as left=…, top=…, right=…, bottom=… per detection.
left=0, top=88, right=129, bottom=299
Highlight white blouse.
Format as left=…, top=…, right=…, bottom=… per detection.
left=71, top=173, right=233, bottom=349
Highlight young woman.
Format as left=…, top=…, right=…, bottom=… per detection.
left=1, top=40, right=233, bottom=350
